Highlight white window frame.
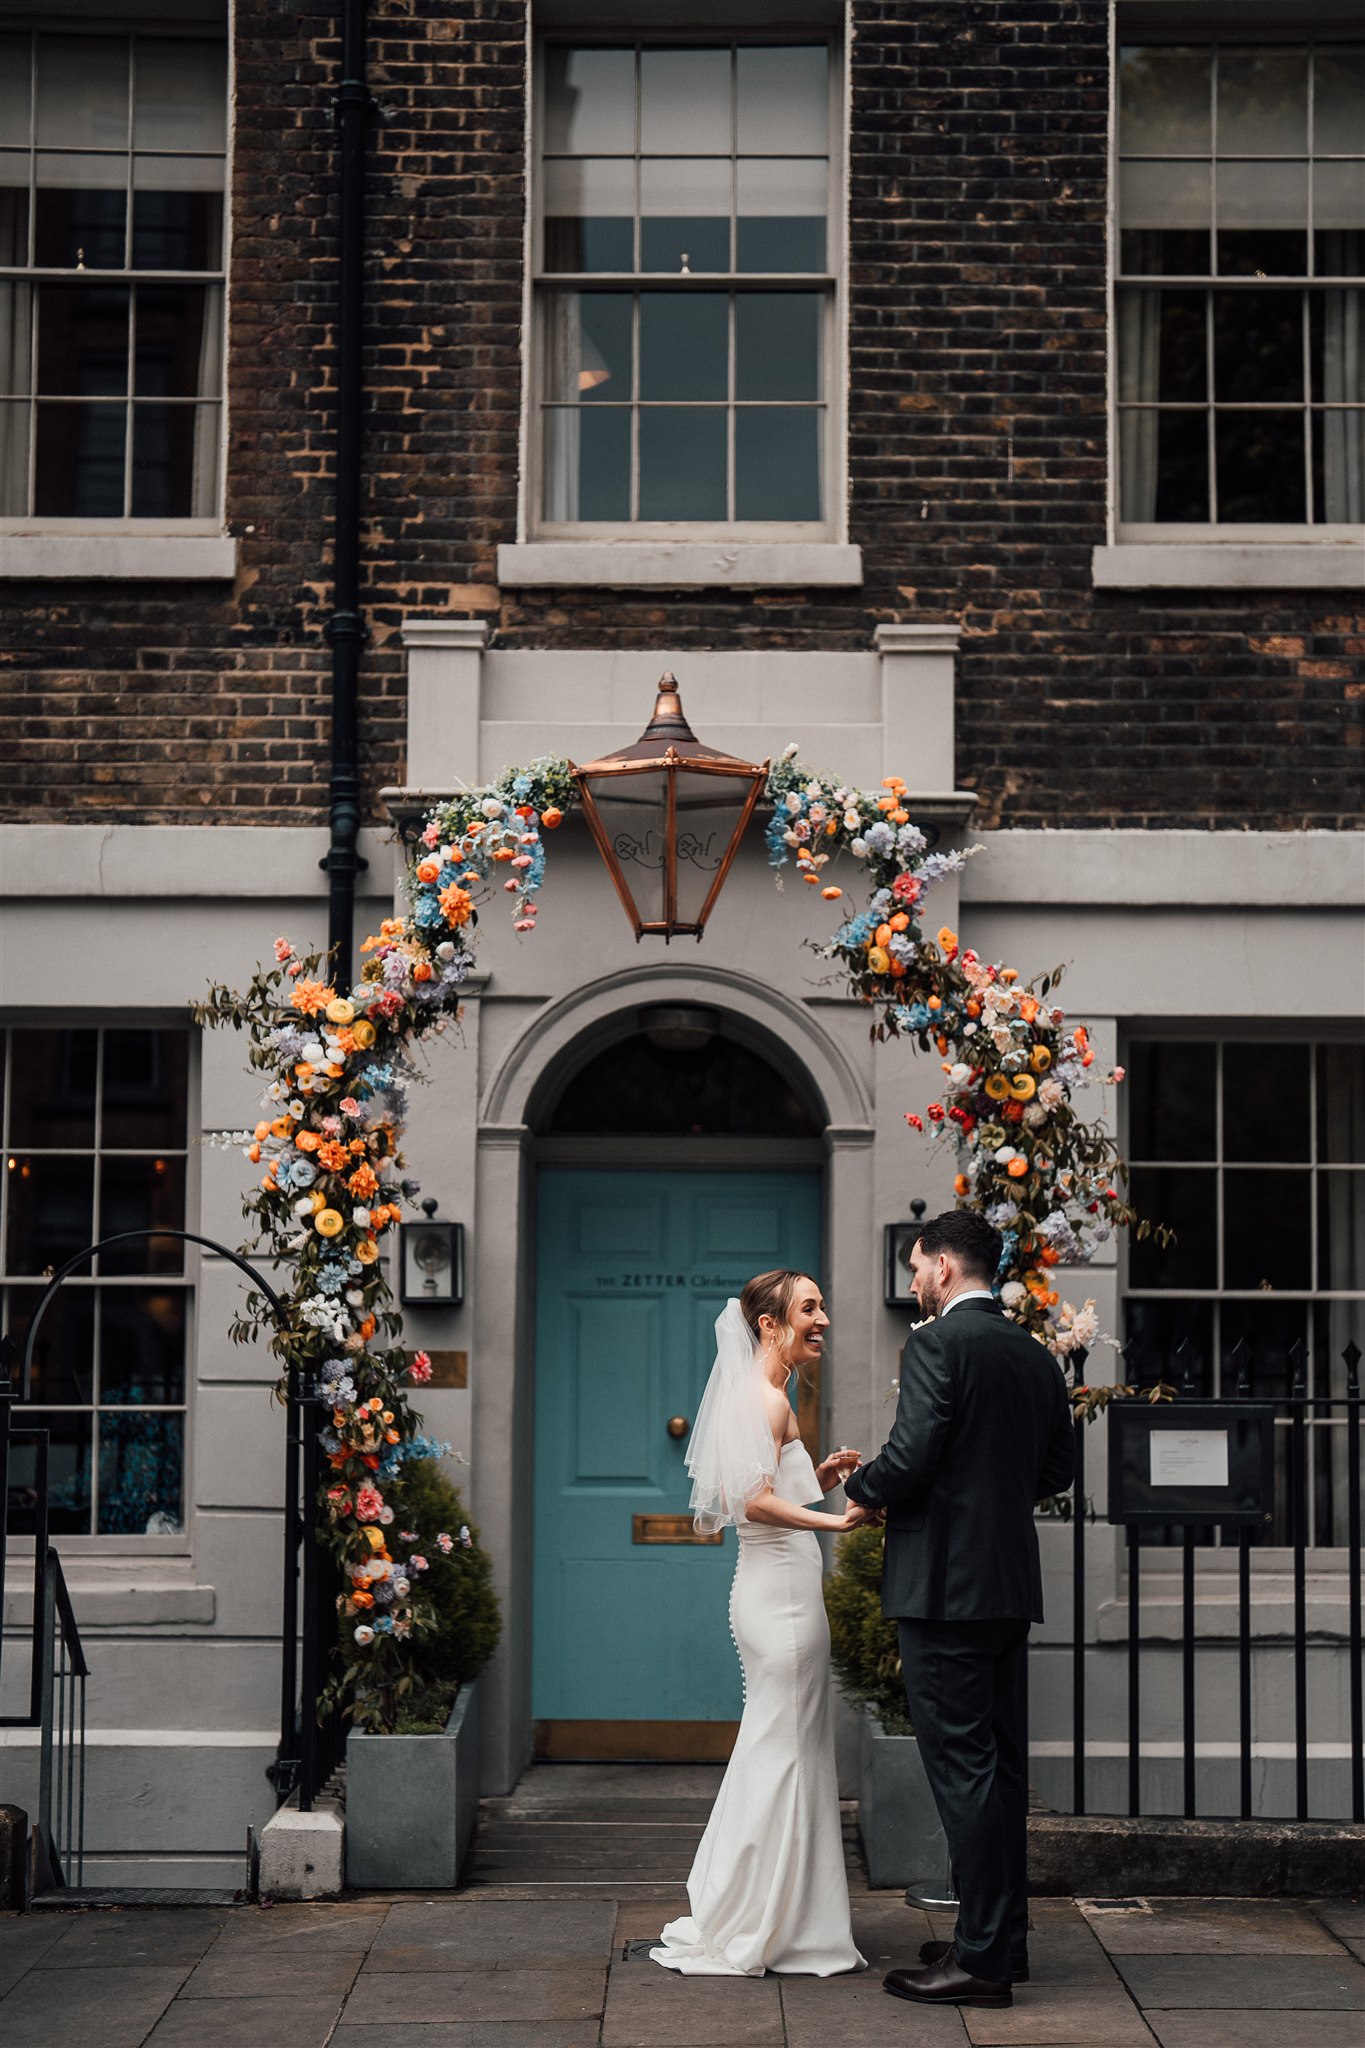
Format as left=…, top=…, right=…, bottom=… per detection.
left=0, top=5, right=236, bottom=581
left=503, top=19, right=860, bottom=589
left=1097, top=4, right=1365, bottom=589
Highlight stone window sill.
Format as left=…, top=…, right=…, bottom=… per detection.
left=496, top=541, right=863, bottom=589
left=0, top=531, right=238, bottom=580
left=1092, top=542, right=1364, bottom=590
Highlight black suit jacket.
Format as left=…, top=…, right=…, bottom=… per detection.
left=845, top=1297, right=1076, bottom=1623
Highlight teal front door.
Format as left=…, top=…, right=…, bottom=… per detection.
left=533, top=1167, right=821, bottom=1736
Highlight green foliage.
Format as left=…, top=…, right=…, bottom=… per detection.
left=390, top=1459, right=502, bottom=1688
left=823, top=1525, right=912, bottom=1735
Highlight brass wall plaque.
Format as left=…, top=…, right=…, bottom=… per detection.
left=404, top=1348, right=467, bottom=1388
left=632, top=1513, right=722, bottom=1546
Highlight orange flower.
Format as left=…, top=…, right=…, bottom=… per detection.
left=1020, top=997, right=1039, bottom=1023
left=348, top=1163, right=380, bottom=1201
left=317, top=1141, right=349, bottom=1173
left=292, top=980, right=335, bottom=1016
left=889, top=912, right=910, bottom=932
left=821, top=885, right=842, bottom=900
left=540, top=807, right=563, bottom=828
left=937, top=926, right=958, bottom=954
left=439, top=883, right=473, bottom=925
left=1006, top=1157, right=1029, bottom=1179
left=248, top=1142, right=261, bottom=1163
left=492, top=847, right=515, bottom=863
left=875, top=922, right=893, bottom=946
left=416, top=859, right=440, bottom=884
left=412, top=960, right=433, bottom=983
left=294, top=1129, right=321, bottom=1152
left=954, top=1173, right=970, bottom=1196
left=359, top=1315, right=377, bottom=1342
left=350, top=1589, right=374, bottom=1610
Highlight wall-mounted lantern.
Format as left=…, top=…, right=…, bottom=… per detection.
left=884, top=1199, right=929, bottom=1308
left=399, top=1199, right=465, bottom=1307
left=570, top=675, right=768, bottom=942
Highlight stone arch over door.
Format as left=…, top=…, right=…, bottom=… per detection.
left=471, top=966, right=875, bottom=1790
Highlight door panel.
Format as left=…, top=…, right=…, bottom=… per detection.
left=533, top=1167, right=821, bottom=1729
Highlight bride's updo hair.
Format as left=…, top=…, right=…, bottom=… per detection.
left=740, top=1269, right=808, bottom=1354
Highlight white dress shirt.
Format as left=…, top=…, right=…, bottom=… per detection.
left=938, top=1288, right=996, bottom=1318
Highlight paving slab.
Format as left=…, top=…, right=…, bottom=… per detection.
left=29, top=1905, right=230, bottom=1968
left=334, top=2028, right=601, bottom=2048
left=1312, top=1897, right=1365, bottom=1961
left=207, top=1900, right=392, bottom=1951
left=601, top=1958, right=784, bottom=2047
left=0, top=1914, right=70, bottom=1996
left=178, top=1944, right=365, bottom=2000
left=612, top=1898, right=692, bottom=1948
left=961, top=1987, right=1160, bottom=2047
left=781, top=1971, right=969, bottom=2046
left=342, top=1961, right=607, bottom=2026
left=365, top=1898, right=615, bottom=1970
left=146, top=1993, right=347, bottom=2047
left=1148, top=2012, right=1365, bottom=2048
left=850, top=1896, right=937, bottom=1968
left=1083, top=1897, right=1346, bottom=1955
left=1111, top=1952, right=1365, bottom=2009
left=0, top=1961, right=188, bottom=2048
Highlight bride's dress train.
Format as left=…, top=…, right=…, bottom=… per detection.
left=651, top=1440, right=866, bottom=1977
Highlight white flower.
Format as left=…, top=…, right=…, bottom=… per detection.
left=288, top=1098, right=306, bottom=1118
left=785, top=790, right=803, bottom=814
left=353, top=1624, right=375, bottom=1645
left=781, top=741, right=799, bottom=759
left=301, top=1039, right=326, bottom=1064
left=346, top=1288, right=364, bottom=1307
left=352, top=1207, right=371, bottom=1230
left=480, top=797, right=504, bottom=818
left=843, top=809, right=861, bottom=830
left=293, top=1197, right=315, bottom=1217
left=803, top=781, right=823, bottom=799
left=992, top=1144, right=1019, bottom=1163
left=1000, top=1281, right=1027, bottom=1309
left=1024, top=1103, right=1047, bottom=1128
left=436, top=942, right=455, bottom=962
left=850, top=837, right=868, bottom=858
left=392, top=1578, right=410, bottom=1600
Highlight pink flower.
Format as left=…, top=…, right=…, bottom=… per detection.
left=408, top=1352, right=433, bottom=1384
left=436, top=1532, right=453, bottom=1555
left=287, top=961, right=304, bottom=978
left=421, top=821, right=440, bottom=848
left=376, top=989, right=404, bottom=1018
left=274, top=937, right=293, bottom=962
left=1112, top=1065, right=1126, bottom=1083
left=399, top=1529, right=418, bottom=1542
left=340, top=1097, right=360, bottom=1116
left=321, top=1116, right=342, bottom=1137
left=355, top=1484, right=384, bottom=1521
left=409, top=1555, right=428, bottom=1573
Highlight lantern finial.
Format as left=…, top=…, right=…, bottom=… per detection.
left=638, top=674, right=698, bottom=749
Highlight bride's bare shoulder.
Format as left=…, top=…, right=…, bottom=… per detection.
left=758, top=1379, right=794, bottom=1436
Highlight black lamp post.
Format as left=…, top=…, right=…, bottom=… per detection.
left=570, top=675, right=769, bottom=942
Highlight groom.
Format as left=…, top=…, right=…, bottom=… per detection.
left=844, top=1209, right=1076, bottom=2009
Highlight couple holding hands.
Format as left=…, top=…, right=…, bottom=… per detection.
left=650, top=1208, right=1075, bottom=2012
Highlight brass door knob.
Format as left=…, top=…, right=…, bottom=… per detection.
left=666, top=1415, right=690, bottom=1440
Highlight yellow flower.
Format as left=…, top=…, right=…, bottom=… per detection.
left=315, top=1208, right=344, bottom=1237
left=937, top=926, right=958, bottom=953
left=355, top=1239, right=379, bottom=1265
left=1009, top=1074, right=1038, bottom=1102
left=351, top=1019, right=376, bottom=1049
left=1030, top=1045, right=1052, bottom=1073
left=326, top=998, right=356, bottom=1025
left=361, top=1525, right=386, bottom=1550
left=984, top=1074, right=1011, bottom=1100
left=867, top=944, right=891, bottom=975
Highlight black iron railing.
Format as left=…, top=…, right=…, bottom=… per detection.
left=1067, top=1337, right=1364, bottom=1823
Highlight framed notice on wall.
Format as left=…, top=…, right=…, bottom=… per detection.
left=1106, top=1400, right=1277, bottom=1527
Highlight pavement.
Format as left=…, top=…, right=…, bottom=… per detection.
left=3, top=1891, right=1365, bottom=2047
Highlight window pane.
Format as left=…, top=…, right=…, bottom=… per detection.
left=1123, top=1297, right=1214, bottom=1379
left=581, top=770, right=669, bottom=926
left=544, top=46, right=635, bottom=156
left=1314, top=47, right=1365, bottom=156
left=640, top=158, right=729, bottom=273
left=35, top=153, right=127, bottom=270
left=0, top=402, right=30, bottom=515
left=1220, top=1298, right=1310, bottom=1396
left=640, top=48, right=730, bottom=155
left=1216, top=160, right=1307, bottom=277
left=736, top=46, right=826, bottom=154
left=736, top=292, right=821, bottom=400
left=133, top=38, right=226, bottom=154
left=4, top=1284, right=96, bottom=1404
left=100, top=1287, right=186, bottom=1404
left=1126, top=1042, right=1217, bottom=1159
left=35, top=35, right=128, bottom=150
left=735, top=407, right=820, bottom=520
left=98, top=1409, right=183, bottom=1534
left=0, top=151, right=29, bottom=265
left=0, top=281, right=33, bottom=397
left=1119, top=161, right=1211, bottom=274
left=102, top=1028, right=188, bottom=1148
left=97, top=1157, right=186, bottom=1274
left=9, top=1028, right=97, bottom=1146
left=134, top=285, right=221, bottom=397
left=1212, top=289, right=1302, bottom=402
left=543, top=405, right=629, bottom=521
left=1215, top=410, right=1305, bottom=521
left=543, top=291, right=630, bottom=403
left=0, top=35, right=31, bottom=147
left=1318, top=1045, right=1365, bottom=1161
left=638, top=292, right=727, bottom=400
left=33, top=400, right=126, bottom=515
left=1223, top=1168, right=1311, bottom=1288
left=1127, top=1167, right=1218, bottom=1287
left=673, top=774, right=764, bottom=926
left=131, top=400, right=217, bottom=515
left=1223, top=1042, right=1310, bottom=1160
left=1217, top=48, right=1308, bottom=158
left=1318, top=1170, right=1365, bottom=1290
left=5, top=1155, right=95, bottom=1274
left=36, top=283, right=129, bottom=395
left=638, top=406, right=726, bottom=518
left=132, top=156, right=224, bottom=270
left=1312, top=410, right=1365, bottom=523
left=1117, top=289, right=1207, bottom=402
left=1119, top=407, right=1209, bottom=523
left=1119, top=45, right=1211, bottom=156
left=736, top=159, right=827, bottom=272
left=8, top=1411, right=92, bottom=1536
left=1314, top=164, right=1365, bottom=278
left=543, top=157, right=633, bottom=273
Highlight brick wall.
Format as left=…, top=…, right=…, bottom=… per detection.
left=0, top=0, right=1359, bottom=830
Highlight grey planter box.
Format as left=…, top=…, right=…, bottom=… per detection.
left=345, top=1682, right=480, bottom=1889
left=857, top=1712, right=950, bottom=1893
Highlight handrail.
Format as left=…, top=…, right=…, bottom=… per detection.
left=36, top=1546, right=88, bottom=1892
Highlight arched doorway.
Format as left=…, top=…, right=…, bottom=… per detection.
left=530, top=1003, right=823, bottom=1761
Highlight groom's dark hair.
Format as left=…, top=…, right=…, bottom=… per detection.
left=914, top=1209, right=1002, bottom=1284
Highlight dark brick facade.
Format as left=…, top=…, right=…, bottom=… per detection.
left=1, top=1, right=1360, bottom=829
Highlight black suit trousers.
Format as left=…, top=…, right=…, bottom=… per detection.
left=897, top=1617, right=1030, bottom=1982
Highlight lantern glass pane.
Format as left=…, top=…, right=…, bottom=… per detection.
left=586, top=769, right=669, bottom=927
left=672, top=772, right=756, bottom=926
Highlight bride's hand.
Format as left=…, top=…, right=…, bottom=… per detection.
left=815, top=1447, right=861, bottom=1494
left=838, top=1501, right=882, bottom=1531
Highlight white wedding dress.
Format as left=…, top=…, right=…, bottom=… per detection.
left=651, top=1439, right=866, bottom=1978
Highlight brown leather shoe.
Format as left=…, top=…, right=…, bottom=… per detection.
left=919, top=1937, right=1029, bottom=1983
left=884, top=1956, right=1013, bottom=2008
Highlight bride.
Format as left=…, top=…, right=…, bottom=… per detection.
left=651, top=1270, right=872, bottom=1979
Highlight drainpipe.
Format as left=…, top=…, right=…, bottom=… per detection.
left=321, top=0, right=373, bottom=974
